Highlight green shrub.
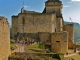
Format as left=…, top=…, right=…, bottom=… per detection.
left=39, top=42, right=45, bottom=49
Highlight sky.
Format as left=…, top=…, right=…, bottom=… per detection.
left=0, top=0, right=80, bottom=25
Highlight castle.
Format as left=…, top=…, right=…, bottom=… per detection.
left=0, top=16, right=10, bottom=60
left=12, top=0, right=74, bottom=54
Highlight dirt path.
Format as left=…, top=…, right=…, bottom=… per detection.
left=64, top=52, right=79, bottom=57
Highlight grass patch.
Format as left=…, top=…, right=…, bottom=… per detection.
left=26, top=44, right=39, bottom=49
left=10, top=41, right=16, bottom=47
left=10, top=41, right=16, bottom=52
left=68, top=49, right=74, bottom=54
left=24, top=43, right=45, bottom=53
left=65, top=54, right=80, bottom=60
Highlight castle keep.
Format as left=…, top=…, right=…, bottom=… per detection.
left=0, top=16, right=10, bottom=60
left=12, top=0, right=74, bottom=54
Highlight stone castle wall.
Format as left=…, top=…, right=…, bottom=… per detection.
left=56, top=18, right=63, bottom=32
left=0, top=17, right=10, bottom=60
left=63, top=23, right=74, bottom=49
left=45, top=1, right=62, bottom=14
left=12, top=13, right=56, bottom=37
left=12, top=16, right=18, bottom=37
left=38, top=32, right=68, bottom=54
left=51, top=32, right=68, bottom=54
left=38, top=32, right=51, bottom=43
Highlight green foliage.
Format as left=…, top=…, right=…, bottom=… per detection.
left=39, top=53, right=64, bottom=60
left=8, top=55, right=24, bottom=60
left=24, top=43, right=41, bottom=53
left=74, top=26, right=80, bottom=43
left=57, top=53, right=64, bottom=60
left=39, top=43, right=45, bottom=49
left=9, top=55, right=20, bottom=59
left=10, top=41, right=15, bottom=47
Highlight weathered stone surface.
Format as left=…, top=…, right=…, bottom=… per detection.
left=63, top=24, right=74, bottom=49
left=0, top=17, right=10, bottom=60
left=51, top=32, right=68, bottom=54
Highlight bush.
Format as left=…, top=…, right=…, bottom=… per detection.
left=39, top=42, right=45, bottom=49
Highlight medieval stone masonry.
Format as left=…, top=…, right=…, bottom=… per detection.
left=0, top=16, right=10, bottom=60
left=12, top=0, right=74, bottom=54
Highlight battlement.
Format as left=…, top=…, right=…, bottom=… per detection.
left=45, top=1, right=62, bottom=6
left=45, top=0, right=63, bottom=14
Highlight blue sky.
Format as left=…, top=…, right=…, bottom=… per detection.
left=0, top=0, right=80, bottom=25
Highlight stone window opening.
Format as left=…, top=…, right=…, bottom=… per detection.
left=56, top=41, right=60, bottom=42
left=22, top=17, right=25, bottom=26
left=65, top=41, right=67, bottom=42
left=55, top=28, right=56, bottom=32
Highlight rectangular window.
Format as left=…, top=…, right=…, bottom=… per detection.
left=56, top=41, right=60, bottom=42
left=65, top=41, right=67, bottom=42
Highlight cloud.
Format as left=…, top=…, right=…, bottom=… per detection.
left=74, top=2, right=77, bottom=4
left=67, top=2, right=72, bottom=3
left=70, top=0, right=80, bottom=4
left=64, top=5, right=70, bottom=8
left=24, top=6, right=31, bottom=8
left=71, top=0, right=80, bottom=2
left=67, top=0, right=80, bottom=4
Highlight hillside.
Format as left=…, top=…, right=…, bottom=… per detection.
left=10, top=22, right=80, bottom=43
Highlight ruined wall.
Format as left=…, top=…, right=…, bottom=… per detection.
left=51, top=32, right=68, bottom=54
left=63, top=24, right=74, bottom=49
left=0, top=17, right=10, bottom=60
